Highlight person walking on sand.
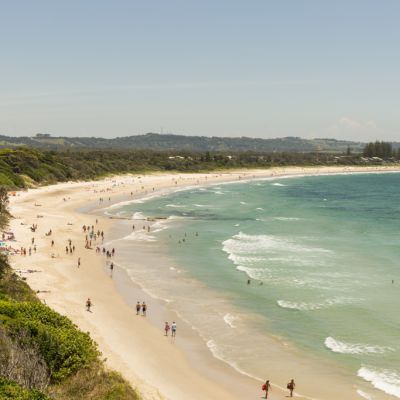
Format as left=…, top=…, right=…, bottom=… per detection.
left=86, top=298, right=92, bottom=312
left=164, top=322, right=170, bottom=336
left=78, top=257, right=81, bottom=268
left=136, top=301, right=141, bottom=315
left=262, top=380, right=271, bottom=399
left=142, top=302, right=147, bottom=316
left=171, top=321, right=177, bottom=338
left=287, top=379, right=295, bottom=397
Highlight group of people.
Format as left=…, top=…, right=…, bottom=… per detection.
left=65, top=238, right=76, bottom=254
left=164, top=321, right=177, bottom=338
left=18, top=247, right=28, bottom=256
left=95, top=246, right=115, bottom=258
left=261, top=378, right=295, bottom=398
left=136, top=301, right=147, bottom=316
left=83, top=224, right=105, bottom=249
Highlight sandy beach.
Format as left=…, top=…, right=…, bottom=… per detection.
left=6, top=165, right=400, bottom=400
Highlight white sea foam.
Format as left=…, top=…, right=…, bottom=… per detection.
left=273, top=217, right=301, bottom=221
left=356, top=389, right=373, bottom=400
left=277, top=298, right=351, bottom=311
left=272, top=182, right=286, bottom=186
left=103, top=191, right=167, bottom=212
left=236, top=265, right=270, bottom=281
left=102, top=199, right=139, bottom=211
left=132, top=212, right=145, bottom=220
left=358, top=366, right=400, bottom=398
left=222, top=232, right=331, bottom=258
left=151, top=221, right=168, bottom=233
left=207, top=339, right=223, bottom=358
left=223, top=313, right=238, bottom=328
left=228, top=254, right=265, bottom=265
left=167, top=215, right=185, bottom=220
left=214, top=191, right=225, bottom=195
left=206, top=340, right=264, bottom=381
left=267, top=255, right=314, bottom=266
left=239, top=201, right=247, bottom=205
left=166, top=204, right=183, bottom=208
left=122, top=232, right=157, bottom=242
left=325, top=337, right=393, bottom=355
left=193, top=204, right=208, bottom=207
left=256, top=207, right=264, bottom=210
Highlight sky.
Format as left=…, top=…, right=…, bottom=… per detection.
left=0, top=0, right=399, bottom=141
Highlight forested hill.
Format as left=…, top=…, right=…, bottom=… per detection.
left=0, top=133, right=366, bottom=153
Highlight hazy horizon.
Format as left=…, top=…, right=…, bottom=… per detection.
left=1, top=1, right=399, bottom=141
left=0, top=131, right=371, bottom=143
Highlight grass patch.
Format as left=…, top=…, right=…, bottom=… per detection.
left=48, top=364, right=140, bottom=400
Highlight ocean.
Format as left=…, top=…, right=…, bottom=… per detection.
left=107, top=173, right=400, bottom=400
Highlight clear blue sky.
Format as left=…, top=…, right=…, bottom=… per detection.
left=1, top=0, right=399, bottom=140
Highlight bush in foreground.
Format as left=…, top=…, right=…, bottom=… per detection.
left=0, top=377, right=49, bottom=400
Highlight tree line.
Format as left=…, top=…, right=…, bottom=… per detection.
left=0, top=147, right=395, bottom=189
left=362, top=141, right=399, bottom=159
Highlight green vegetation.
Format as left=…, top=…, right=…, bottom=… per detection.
left=0, top=300, right=100, bottom=382
left=0, top=377, right=49, bottom=400
left=0, top=188, right=9, bottom=229
left=0, top=194, right=139, bottom=399
left=363, top=141, right=396, bottom=159
left=47, top=365, right=139, bottom=400
left=0, top=146, right=397, bottom=189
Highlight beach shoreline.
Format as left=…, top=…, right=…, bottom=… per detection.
left=7, top=165, right=400, bottom=400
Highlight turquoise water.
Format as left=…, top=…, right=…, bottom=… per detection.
left=111, top=173, right=400, bottom=399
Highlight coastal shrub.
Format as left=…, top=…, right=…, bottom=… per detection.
left=0, top=260, right=38, bottom=302
left=9, top=174, right=26, bottom=188
left=0, top=300, right=99, bottom=382
left=0, top=377, right=49, bottom=400
left=0, top=172, right=14, bottom=187
left=48, top=364, right=140, bottom=400
left=0, top=326, right=50, bottom=390
left=0, top=145, right=377, bottom=189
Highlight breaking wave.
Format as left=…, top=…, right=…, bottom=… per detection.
left=358, top=366, right=400, bottom=398
left=277, top=298, right=352, bottom=311
left=325, top=337, right=394, bottom=355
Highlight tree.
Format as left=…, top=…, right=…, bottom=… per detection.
left=0, top=187, right=9, bottom=230
left=362, top=141, right=393, bottom=159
